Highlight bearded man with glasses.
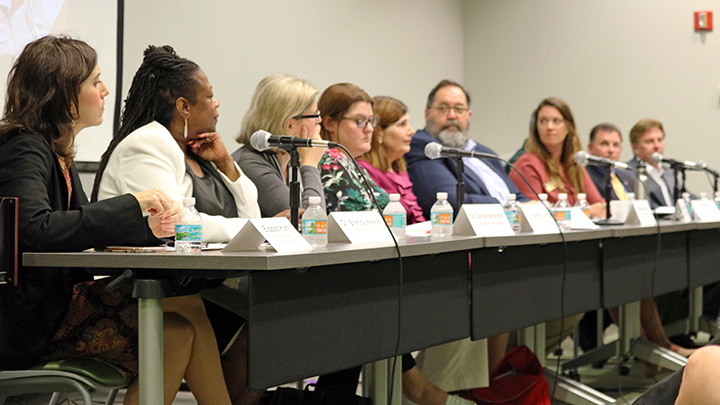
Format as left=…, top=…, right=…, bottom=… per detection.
left=406, top=80, right=527, bottom=220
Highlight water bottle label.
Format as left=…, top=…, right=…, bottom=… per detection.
left=505, top=210, right=521, bottom=224
left=552, top=209, right=571, bottom=221
left=431, top=212, right=453, bottom=225
left=176, top=224, right=202, bottom=242
left=302, top=219, right=327, bottom=234
left=383, top=214, right=406, bottom=228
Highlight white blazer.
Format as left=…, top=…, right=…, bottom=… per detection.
left=97, top=121, right=260, bottom=242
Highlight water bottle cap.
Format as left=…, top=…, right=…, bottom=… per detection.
left=682, top=192, right=690, bottom=199
left=506, top=193, right=516, bottom=201
left=183, top=197, right=196, bottom=206
left=389, top=193, right=401, bottom=201
left=558, top=193, right=568, bottom=199
left=436, top=192, right=448, bottom=200
left=627, top=192, right=635, bottom=199
left=577, top=193, right=586, bottom=200
left=308, top=196, right=321, bottom=205
left=700, top=192, right=707, bottom=199
left=538, top=193, right=548, bottom=200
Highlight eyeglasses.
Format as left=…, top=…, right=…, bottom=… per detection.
left=293, top=110, right=321, bottom=122
left=341, top=116, right=378, bottom=129
left=432, top=105, right=469, bottom=116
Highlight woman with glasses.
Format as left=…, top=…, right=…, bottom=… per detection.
left=233, top=74, right=326, bottom=217
left=509, top=97, right=605, bottom=217
left=357, top=96, right=424, bottom=223
left=316, top=83, right=473, bottom=405
left=318, top=83, right=389, bottom=212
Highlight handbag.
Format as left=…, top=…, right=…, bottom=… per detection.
left=259, top=384, right=373, bottom=405
left=459, top=345, right=551, bottom=405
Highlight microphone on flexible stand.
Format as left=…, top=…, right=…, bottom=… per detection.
left=573, top=151, right=624, bottom=226
left=424, top=142, right=498, bottom=160
left=250, top=130, right=334, bottom=229
left=650, top=152, right=697, bottom=203
left=250, top=130, right=336, bottom=151
left=574, top=151, right=630, bottom=170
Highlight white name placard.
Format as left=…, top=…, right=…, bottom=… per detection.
left=454, top=204, right=514, bottom=237
left=625, top=199, right=657, bottom=227
left=519, top=202, right=560, bottom=234
left=328, top=211, right=395, bottom=244
left=691, top=199, right=720, bottom=222
left=223, top=218, right=312, bottom=253
left=569, top=207, right=599, bottom=230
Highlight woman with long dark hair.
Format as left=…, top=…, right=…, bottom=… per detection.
left=0, top=35, right=234, bottom=405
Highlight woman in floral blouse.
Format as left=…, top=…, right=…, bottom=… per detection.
left=317, top=83, right=389, bottom=212
left=315, top=83, right=472, bottom=405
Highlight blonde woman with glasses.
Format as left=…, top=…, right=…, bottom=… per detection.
left=233, top=74, right=326, bottom=217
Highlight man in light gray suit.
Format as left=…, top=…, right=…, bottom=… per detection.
left=626, top=118, right=677, bottom=209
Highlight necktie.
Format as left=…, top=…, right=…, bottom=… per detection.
left=610, top=172, right=627, bottom=201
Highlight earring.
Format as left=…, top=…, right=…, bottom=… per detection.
left=183, top=117, right=188, bottom=139
left=378, top=137, right=383, bottom=145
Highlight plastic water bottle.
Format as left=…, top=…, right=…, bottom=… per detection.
left=383, top=193, right=406, bottom=239
left=575, top=193, right=591, bottom=218
left=682, top=192, right=693, bottom=219
left=430, top=192, right=453, bottom=237
left=538, top=193, right=552, bottom=209
left=176, top=197, right=202, bottom=255
left=552, top=193, right=572, bottom=231
left=302, top=196, right=328, bottom=247
left=503, top=193, right=522, bottom=233
left=715, top=191, right=720, bottom=209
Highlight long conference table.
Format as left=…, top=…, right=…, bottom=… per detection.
left=22, top=220, right=720, bottom=404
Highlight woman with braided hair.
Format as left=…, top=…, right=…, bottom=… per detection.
left=94, top=45, right=263, bottom=404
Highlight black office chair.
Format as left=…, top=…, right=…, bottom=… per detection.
left=0, top=197, right=130, bottom=405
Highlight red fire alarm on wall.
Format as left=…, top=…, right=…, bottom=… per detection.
left=695, top=11, right=713, bottom=32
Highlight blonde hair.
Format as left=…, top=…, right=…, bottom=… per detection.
left=525, top=97, right=586, bottom=194
left=358, top=96, right=408, bottom=173
left=237, top=74, right=318, bottom=146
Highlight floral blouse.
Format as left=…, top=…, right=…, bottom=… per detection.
left=320, top=148, right=389, bottom=212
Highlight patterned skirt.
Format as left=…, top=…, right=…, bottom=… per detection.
left=43, top=277, right=139, bottom=378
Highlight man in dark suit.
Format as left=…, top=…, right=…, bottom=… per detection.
left=625, top=118, right=676, bottom=209
left=585, top=123, right=634, bottom=201
left=406, top=79, right=526, bottom=219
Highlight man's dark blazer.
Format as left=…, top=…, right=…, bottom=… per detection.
left=586, top=165, right=635, bottom=201
left=406, top=129, right=527, bottom=219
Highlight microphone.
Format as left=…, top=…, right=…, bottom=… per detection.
left=574, top=151, right=629, bottom=170
left=650, top=152, right=701, bottom=170
left=250, top=130, right=336, bottom=151
left=424, top=142, right=498, bottom=160
left=699, top=161, right=720, bottom=177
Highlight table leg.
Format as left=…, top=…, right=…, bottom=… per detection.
left=134, top=279, right=165, bottom=405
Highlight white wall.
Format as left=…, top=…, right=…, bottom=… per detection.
left=123, top=0, right=464, bottom=153
left=464, top=0, right=720, bottom=194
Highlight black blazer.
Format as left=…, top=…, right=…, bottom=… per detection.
left=586, top=165, right=635, bottom=201
left=0, top=131, right=155, bottom=369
